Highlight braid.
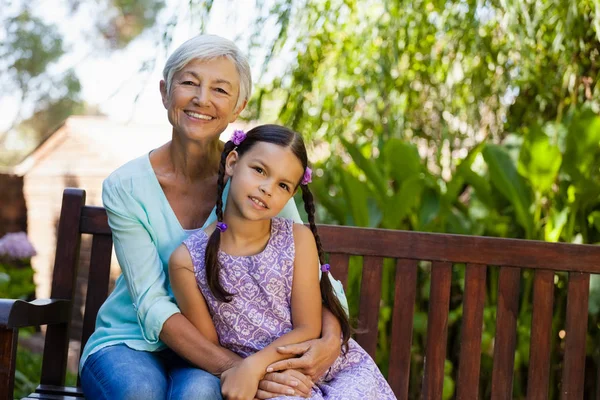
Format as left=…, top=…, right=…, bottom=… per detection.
left=205, top=141, right=237, bottom=302
left=301, top=185, right=352, bottom=350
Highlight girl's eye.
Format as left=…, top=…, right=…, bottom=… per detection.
left=254, top=167, right=264, bottom=174
left=279, top=183, right=290, bottom=191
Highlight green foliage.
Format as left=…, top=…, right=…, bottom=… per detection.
left=247, top=0, right=600, bottom=397
left=0, top=262, right=35, bottom=299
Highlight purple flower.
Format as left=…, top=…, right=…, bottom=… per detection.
left=231, top=129, right=246, bottom=145
left=301, top=167, right=312, bottom=185
left=0, top=232, right=37, bottom=259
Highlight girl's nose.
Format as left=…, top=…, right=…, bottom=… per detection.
left=259, top=185, right=272, bottom=197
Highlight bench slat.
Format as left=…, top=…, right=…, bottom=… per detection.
left=457, top=263, right=487, bottom=400
left=80, top=206, right=111, bottom=235
left=422, top=261, right=452, bottom=400
left=355, top=256, right=383, bottom=359
left=491, top=266, right=521, bottom=400
left=41, top=189, right=86, bottom=387
left=560, top=272, right=590, bottom=400
left=0, top=327, right=17, bottom=399
left=80, top=234, right=113, bottom=372
left=526, top=269, right=555, bottom=400
left=328, top=253, right=349, bottom=289
left=388, top=258, right=418, bottom=399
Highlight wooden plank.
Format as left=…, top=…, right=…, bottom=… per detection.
left=26, top=393, right=82, bottom=400
left=36, top=384, right=84, bottom=397
left=80, top=206, right=110, bottom=235
left=422, top=261, right=452, bottom=400
left=80, top=234, right=113, bottom=362
left=491, top=266, right=521, bottom=400
left=456, top=263, right=487, bottom=400
left=316, top=225, right=600, bottom=273
left=355, top=256, right=383, bottom=359
left=388, top=259, right=417, bottom=400
left=41, top=189, right=85, bottom=386
left=328, top=253, right=349, bottom=289
left=0, top=327, right=17, bottom=400
left=526, top=269, right=555, bottom=400
left=560, top=272, right=590, bottom=400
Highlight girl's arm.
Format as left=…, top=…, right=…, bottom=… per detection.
left=168, top=244, right=220, bottom=344
left=246, top=223, right=323, bottom=368
left=166, top=244, right=242, bottom=373
left=220, top=223, right=322, bottom=399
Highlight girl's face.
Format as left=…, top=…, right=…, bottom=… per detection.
left=225, top=142, right=304, bottom=221
left=160, top=57, right=246, bottom=143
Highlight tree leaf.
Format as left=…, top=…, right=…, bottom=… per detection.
left=482, top=144, right=534, bottom=238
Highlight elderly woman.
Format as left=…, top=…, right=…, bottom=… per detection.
left=80, top=34, right=348, bottom=400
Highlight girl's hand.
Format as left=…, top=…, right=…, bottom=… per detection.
left=221, top=359, right=263, bottom=400
left=266, top=335, right=340, bottom=382
left=256, top=370, right=313, bottom=399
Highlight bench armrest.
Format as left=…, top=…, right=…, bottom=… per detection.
left=0, top=298, right=71, bottom=329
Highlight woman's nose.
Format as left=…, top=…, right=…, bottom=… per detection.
left=192, top=87, right=210, bottom=105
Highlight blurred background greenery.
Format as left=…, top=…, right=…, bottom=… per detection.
left=2, top=0, right=599, bottom=398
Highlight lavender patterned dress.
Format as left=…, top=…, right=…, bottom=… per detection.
left=184, top=217, right=396, bottom=399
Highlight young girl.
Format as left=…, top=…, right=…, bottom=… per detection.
left=169, top=125, right=396, bottom=400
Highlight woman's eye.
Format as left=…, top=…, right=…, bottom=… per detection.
left=182, top=81, right=195, bottom=85
left=215, top=87, right=228, bottom=94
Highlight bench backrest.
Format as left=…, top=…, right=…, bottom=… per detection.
left=44, top=188, right=600, bottom=399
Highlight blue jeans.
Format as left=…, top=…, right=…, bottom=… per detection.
left=80, top=344, right=222, bottom=400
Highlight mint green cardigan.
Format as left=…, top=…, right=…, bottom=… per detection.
left=80, top=153, right=348, bottom=372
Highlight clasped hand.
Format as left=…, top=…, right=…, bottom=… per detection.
left=221, top=336, right=340, bottom=399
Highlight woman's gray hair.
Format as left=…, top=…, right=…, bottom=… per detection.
left=162, top=34, right=252, bottom=111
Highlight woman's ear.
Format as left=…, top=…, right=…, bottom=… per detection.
left=225, top=150, right=239, bottom=177
left=160, top=80, right=169, bottom=108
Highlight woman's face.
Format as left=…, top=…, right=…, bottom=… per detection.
left=161, top=57, right=246, bottom=142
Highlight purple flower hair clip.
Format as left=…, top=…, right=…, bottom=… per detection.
left=216, top=222, right=228, bottom=233
left=321, top=263, right=331, bottom=273
left=301, top=167, right=312, bottom=185
left=231, top=129, right=246, bottom=146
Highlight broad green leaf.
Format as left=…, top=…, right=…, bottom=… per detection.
left=482, top=144, right=534, bottom=238
left=564, top=108, right=600, bottom=179
left=304, top=176, right=347, bottom=224
left=418, top=188, right=441, bottom=231
left=340, top=138, right=388, bottom=200
left=518, top=126, right=562, bottom=194
left=544, top=207, right=569, bottom=242
left=381, top=175, right=424, bottom=229
left=339, top=169, right=370, bottom=227
left=383, top=139, right=422, bottom=184
left=446, top=142, right=486, bottom=202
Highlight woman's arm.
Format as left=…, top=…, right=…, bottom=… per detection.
left=220, top=224, right=322, bottom=399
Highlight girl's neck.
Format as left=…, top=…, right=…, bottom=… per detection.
left=220, top=214, right=272, bottom=256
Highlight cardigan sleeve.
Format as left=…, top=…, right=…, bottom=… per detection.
left=102, top=178, right=180, bottom=344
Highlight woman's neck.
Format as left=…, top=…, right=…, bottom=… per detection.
left=164, top=133, right=223, bottom=181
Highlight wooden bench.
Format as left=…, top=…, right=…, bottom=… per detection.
left=2, top=188, right=600, bottom=399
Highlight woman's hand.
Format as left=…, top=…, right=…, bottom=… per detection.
left=221, top=359, right=263, bottom=400
left=255, top=370, right=313, bottom=399
left=266, top=334, right=341, bottom=382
